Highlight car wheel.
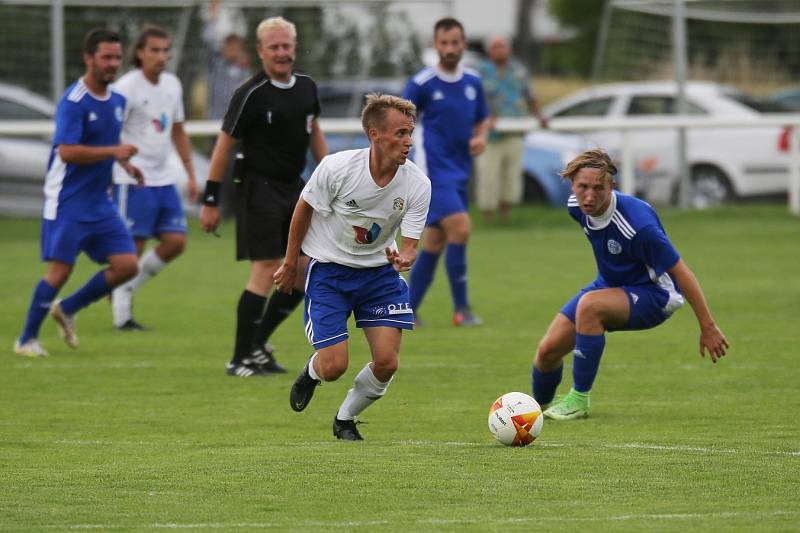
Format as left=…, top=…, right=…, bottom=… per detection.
left=690, top=165, right=733, bottom=208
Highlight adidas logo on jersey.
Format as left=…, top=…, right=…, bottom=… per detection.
left=88, top=111, right=98, bottom=121
left=433, top=90, right=444, bottom=101
left=345, top=199, right=359, bottom=208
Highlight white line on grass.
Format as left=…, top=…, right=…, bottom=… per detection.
left=48, top=510, right=800, bottom=529
left=13, top=361, right=156, bottom=369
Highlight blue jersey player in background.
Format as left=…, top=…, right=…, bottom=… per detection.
left=532, top=149, right=730, bottom=420
left=13, top=29, right=143, bottom=357
left=403, top=17, right=490, bottom=327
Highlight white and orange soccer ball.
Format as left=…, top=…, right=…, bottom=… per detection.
left=488, top=392, right=543, bottom=447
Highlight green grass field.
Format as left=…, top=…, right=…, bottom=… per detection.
left=1, top=205, right=798, bottom=531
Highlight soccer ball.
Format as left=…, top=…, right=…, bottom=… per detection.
left=488, top=392, right=543, bottom=447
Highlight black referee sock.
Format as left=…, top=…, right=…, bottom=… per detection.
left=253, top=290, right=304, bottom=349
left=233, top=290, right=266, bottom=364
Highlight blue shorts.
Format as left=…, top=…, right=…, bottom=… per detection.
left=303, top=260, right=414, bottom=349
left=426, top=185, right=468, bottom=226
left=560, top=281, right=676, bottom=332
left=41, top=213, right=136, bottom=265
left=113, top=184, right=187, bottom=239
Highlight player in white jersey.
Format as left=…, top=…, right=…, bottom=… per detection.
left=110, top=27, right=198, bottom=330
left=274, top=94, right=431, bottom=440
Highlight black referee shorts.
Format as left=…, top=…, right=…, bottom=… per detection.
left=235, top=175, right=304, bottom=261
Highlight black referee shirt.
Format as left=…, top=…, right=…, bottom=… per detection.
left=222, top=71, right=321, bottom=181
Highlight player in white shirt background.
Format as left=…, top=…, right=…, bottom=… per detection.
left=111, top=26, right=199, bottom=331
left=274, top=94, right=431, bottom=441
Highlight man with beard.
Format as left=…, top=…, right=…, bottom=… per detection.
left=14, top=29, right=141, bottom=356
left=403, top=18, right=490, bottom=327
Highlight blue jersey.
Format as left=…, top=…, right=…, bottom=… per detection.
left=43, top=78, right=127, bottom=221
left=403, top=66, right=488, bottom=186
left=568, top=191, right=682, bottom=297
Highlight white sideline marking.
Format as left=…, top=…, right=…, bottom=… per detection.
left=14, top=361, right=155, bottom=369
left=49, top=511, right=800, bottom=529
left=26, top=438, right=797, bottom=457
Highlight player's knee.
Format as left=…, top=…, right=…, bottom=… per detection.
left=535, top=338, right=563, bottom=367
left=318, top=356, right=348, bottom=381
left=115, top=257, right=139, bottom=282
left=576, top=292, right=604, bottom=323
left=372, top=356, right=398, bottom=381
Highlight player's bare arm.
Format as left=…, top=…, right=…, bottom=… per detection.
left=385, top=237, right=419, bottom=272
left=199, top=131, right=236, bottom=232
left=172, top=122, right=198, bottom=202
left=59, top=143, right=137, bottom=164
left=309, top=118, right=328, bottom=164
left=274, top=198, right=314, bottom=294
left=667, top=258, right=730, bottom=362
left=469, top=118, right=491, bottom=156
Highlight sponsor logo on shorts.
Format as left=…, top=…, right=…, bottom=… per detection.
left=607, top=239, right=622, bottom=254
left=387, top=303, right=411, bottom=315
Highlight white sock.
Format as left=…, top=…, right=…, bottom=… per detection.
left=336, top=363, right=392, bottom=421
left=307, top=352, right=322, bottom=381
left=129, top=249, right=167, bottom=292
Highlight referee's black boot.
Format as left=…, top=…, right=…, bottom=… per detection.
left=290, top=359, right=320, bottom=412
left=249, top=343, right=287, bottom=374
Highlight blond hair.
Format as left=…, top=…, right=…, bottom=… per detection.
left=559, top=148, right=618, bottom=182
left=256, top=16, right=296, bottom=44
left=361, top=94, right=417, bottom=135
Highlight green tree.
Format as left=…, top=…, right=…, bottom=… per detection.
left=549, top=0, right=608, bottom=76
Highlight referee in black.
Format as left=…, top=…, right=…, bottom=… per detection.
left=200, top=16, right=328, bottom=377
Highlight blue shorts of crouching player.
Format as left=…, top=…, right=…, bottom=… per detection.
left=426, top=184, right=468, bottom=226
left=113, top=184, right=187, bottom=239
left=560, top=281, right=683, bottom=332
left=304, top=260, right=415, bottom=350
left=41, top=212, right=136, bottom=265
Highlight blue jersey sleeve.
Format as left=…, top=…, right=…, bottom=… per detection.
left=630, top=225, right=680, bottom=277
left=402, top=79, right=425, bottom=113
left=53, top=99, right=84, bottom=146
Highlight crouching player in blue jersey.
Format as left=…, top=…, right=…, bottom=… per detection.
left=13, top=29, right=142, bottom=357
left=274, top=95, right=431, bottom=440
left=532, top=149, right=729, bottom=420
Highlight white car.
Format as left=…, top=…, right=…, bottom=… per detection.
left=529, top=81, right=793, bottom=206
left=0, top=82, right=208, bottom=216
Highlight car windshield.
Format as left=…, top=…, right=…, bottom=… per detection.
left=726, top=92, right=792, bottom=113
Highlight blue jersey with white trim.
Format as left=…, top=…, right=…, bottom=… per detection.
left=43, top=78, right=127, bottom=221
left=567, top=191, right=682, bottom=290
left=403, top=66, right=488, bottom=186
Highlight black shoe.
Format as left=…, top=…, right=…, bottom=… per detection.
left=289, top=362, right=320, bottom=412
left=333, top=417, right=364, bottom=441
left=225, top=360, right=267, bottom=378
left=249, top=344, right=287, bottom=374
left=115, top=319, right=148, bottom=331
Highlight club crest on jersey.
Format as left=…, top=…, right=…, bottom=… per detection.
left=114, top=106, right=123, bottom=122
left=465, top=85, right=477, bottom=101
left=393, top=197, right=404, bottom=211
left=607, top=239, right=622, bottom=254
left=353, top=223, right=381, bottom=244
left=151, top=112, right=168, bottom=133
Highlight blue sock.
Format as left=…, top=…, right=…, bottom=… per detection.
left=60, top=270, right=111, bottom=315
left=409, top=250, right=439, bottom=311
left=572, top=333, right=606, bottom=393
left=532, top=364, right=563, bottom=406
left=445, top=243, right=468, bottom=310
left=19, top=280, right=59, bottom=343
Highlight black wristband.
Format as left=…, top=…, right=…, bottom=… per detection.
left=202, top=181, right=221, bottom=206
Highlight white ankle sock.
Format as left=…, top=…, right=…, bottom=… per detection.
left=307, top=352, right=322, bottom=381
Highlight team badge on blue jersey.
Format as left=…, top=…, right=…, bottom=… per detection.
left=607, top=239, right=622, bottom=254
left=353, top=223, right=381, bottom=244
left=465, top=85, right=477, bottom=100
left=115, top=106, right=124, bottom=122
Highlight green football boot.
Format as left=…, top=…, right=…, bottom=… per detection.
left=543, top=389, right=590, bottom=420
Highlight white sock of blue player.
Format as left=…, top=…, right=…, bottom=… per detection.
left=112, top=249, right=165, bottom=326
left=571, top=333, right=606, bottom=392
left=336, top=363, right=392, bottom=421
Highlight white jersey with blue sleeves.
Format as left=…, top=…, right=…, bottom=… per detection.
left=567, top=191, right=684, bottom=313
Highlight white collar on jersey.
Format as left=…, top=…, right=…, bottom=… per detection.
left=79, top=77, right=112, bottom=101
left=269, top=75, right=296, bottom=89
left=586, top=191, right=617, bottom=230
left=435, top=65, right=464, bottom=83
